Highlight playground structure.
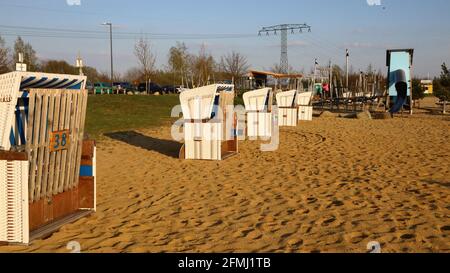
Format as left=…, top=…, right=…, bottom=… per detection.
left=0, top=71, right=96, bottom=244
left=243, top=88, right=273, bottom=138
left=179, top=84, right=238, bottom=161
left=303, top=62, right=385, bottom=113
left=276, top=90, right=298, bottom=127
left=386, top=49, right=414, bottom=115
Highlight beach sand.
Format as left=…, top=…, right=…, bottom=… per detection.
left=1, top=103, right=449, bottom=253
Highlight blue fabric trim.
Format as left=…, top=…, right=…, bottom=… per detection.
left=80, top=165, right=93, bottom=177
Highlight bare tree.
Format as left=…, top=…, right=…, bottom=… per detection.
left=168, top=42, right=189, bottom=87
left=134, top=37, right=156, bottom=93
left=220, top=51, right=250, bottom=84
left=13, top=36, right=38, bottom=71
left=190, top=44, right=215, bottom=87
left=270, top=63, right=294, bottom=74
left=123, top=67, right=143, bottom=84
left=0, top=35, right=9, bottom=74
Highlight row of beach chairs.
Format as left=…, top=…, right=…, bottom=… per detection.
left=179, top=84, right=313, bottom=161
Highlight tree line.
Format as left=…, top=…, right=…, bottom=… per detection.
left=0, top=35, right=251, bottom=87
left=1, top=34, right=448, bottom=106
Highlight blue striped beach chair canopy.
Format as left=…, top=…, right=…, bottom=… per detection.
left=0, top=71, right=87, bottom=150
left=18, top=71, right=86, bottom=91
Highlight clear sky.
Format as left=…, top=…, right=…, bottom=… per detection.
left=0, top=0, right=449, bottom=77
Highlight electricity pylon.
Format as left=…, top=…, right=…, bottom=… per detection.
left=259, top=24, right=311, bottom=74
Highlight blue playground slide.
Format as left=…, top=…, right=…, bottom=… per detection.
left=389, top=69, right=408, bottom=114
left=390, top=82, right=408, bottom=114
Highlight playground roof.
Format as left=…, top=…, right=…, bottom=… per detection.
left=249, top=70, right=303, bottom=79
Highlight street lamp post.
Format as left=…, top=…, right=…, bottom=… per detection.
left=102, top=22, right=113, bottom=93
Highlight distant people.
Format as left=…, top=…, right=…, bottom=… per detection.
left=322, top=83, right=330, bottom=98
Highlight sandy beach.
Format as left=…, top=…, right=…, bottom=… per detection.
left=1, top=104, right=449, bottom=253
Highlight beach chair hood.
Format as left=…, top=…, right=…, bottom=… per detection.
left=0, top=71, right=86, bottom=151
left=243, top=88, right=272, bottom=111
left=296, top=91, right=313, bottom=106
left=180, top=84, right=235, bottom=120
left=276, top=90, right=297, bottom=107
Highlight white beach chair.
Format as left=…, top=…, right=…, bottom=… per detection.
left=0, top=71, right=96, bottom=244
left=276, top=90, right=298, bottom=127
left=297, top=91, right=313, bottom=121
left=243, top=88, right=273, bottom=138
left=179, top=84, right=238, bottom=160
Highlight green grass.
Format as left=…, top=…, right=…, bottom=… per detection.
left=85, top=94, right=180, bottom=138
left=85, top=94, right=246, bottom=138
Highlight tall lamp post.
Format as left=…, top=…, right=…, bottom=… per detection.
left=102, top=22, right=113, bottom=93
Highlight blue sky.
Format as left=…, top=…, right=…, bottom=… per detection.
left=0, top=0, right=449, bottom=77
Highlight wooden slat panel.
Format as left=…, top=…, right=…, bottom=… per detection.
left=53, top=92, right=65, bottom=194
left=68, top=91, right=82, bottom=190
left=49, top=91, right=61, bottom=196
left=73, top=90, right=87, bottom=188
left=64, top=91, right=78, bottom=191
left=29, top=91, right=42, bottom=202
left=34, top=92, right=49, bottom=201
left=41, top=90, right=56, bottom=198
left=24, top=89, right=89, bottom=202
left=55, top=92, right=68, bottom=193
left=25, top=91, right=35, bottom=157
left=59, top=91, right=73, bottom=192
left=69, top=92, right=84, bottom=188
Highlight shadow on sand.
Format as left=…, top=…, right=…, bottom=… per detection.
left=105, top=131, right=182, bottom=158
left=422, top=179, right=450, bottom=189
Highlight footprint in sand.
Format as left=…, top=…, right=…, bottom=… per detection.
left=321, top=216, right=337, bottom=227
left=345, top=232, right=369, bottom=244
left=287, top=238, right=303, bottom=247
left=326, top=200, right=344, bottom=208
left=440, top=226, right=450, bottom=233
left=400, top=234, right=416, bottom=241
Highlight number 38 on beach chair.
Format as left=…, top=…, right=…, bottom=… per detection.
left=243, top=88, right=273, bottom=138
left=0, top=71, right=96, bottom=244
left=179, top=84, right=238, bottom=161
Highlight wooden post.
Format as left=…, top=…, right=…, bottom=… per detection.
left=409, top=59, right=414, bottom=115
left=329, top=60, right=333, bottom=110
left=345, top=49, right=349, bottom=94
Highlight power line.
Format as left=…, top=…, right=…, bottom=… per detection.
left=0, top=24, right=257, bottom=40
left=0, top=33, right=257, bottom=40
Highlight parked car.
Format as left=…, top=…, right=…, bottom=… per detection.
left=138, top=82, right=163, bottom=94
left=176, top=86, right=189, bottom=93
left=86, top=82, right=95, bottom=94
left=94, top=82, right=113, bottom=94
left=161, top=85, right=177, bottom=94
left=113, top=82, right=133, bottom=94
